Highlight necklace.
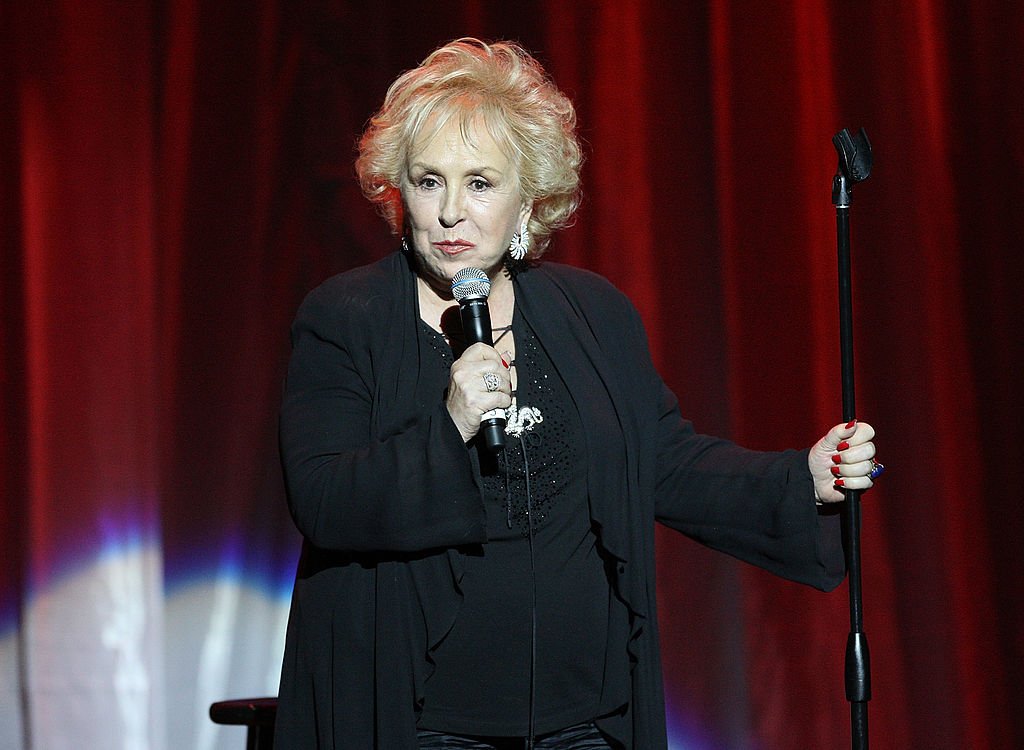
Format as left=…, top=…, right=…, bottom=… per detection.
left=492, top=324, right=512, bottom=347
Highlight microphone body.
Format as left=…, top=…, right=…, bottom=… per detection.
left=451, top=268, right=506, bottom=452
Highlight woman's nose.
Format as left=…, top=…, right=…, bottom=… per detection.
left=439, top=189, right=464, bottom=228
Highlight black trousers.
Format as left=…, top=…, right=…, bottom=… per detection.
left=417, top=721, right=613, bottom=749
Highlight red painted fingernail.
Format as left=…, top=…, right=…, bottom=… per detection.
left=501, top=358, right=509, bottom=369
left=831, top=454, right=841, bottom=464
left=830, top=466, right=841, bottom=476
left=834, top=479, right=845, bottom=488
left=837, top=441, right=850, bottom=451
left=846, top=419, right=857, bottom=428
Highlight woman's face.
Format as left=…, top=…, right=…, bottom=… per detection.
left=401, top=115, right=531, bottom=298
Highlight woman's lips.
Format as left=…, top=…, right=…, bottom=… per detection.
left=434, top=240, right=475, bottom=256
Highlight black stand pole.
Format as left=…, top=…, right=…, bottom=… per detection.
left=831, top=127, right=873, bottom=750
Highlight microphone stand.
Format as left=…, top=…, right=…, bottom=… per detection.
left=831, top=127, right=873, bottom=750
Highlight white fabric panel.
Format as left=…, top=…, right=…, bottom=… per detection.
left=0, top=629, right=26, bottom=749
left=22, top=545, right=164, bottom=750
left=4, top=545, right=289, bottom=750
left=165, top=578, right=288, bottom=750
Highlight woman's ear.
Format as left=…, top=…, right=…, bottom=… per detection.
left=519, top=200, right=534, bottom=228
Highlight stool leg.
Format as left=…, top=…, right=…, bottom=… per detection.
left=249, top=724, right=274, bottom=750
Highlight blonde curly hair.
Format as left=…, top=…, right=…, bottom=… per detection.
left=355, top=38, right=583, bottom=258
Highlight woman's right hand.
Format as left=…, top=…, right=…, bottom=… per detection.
left=446, top=342, right=512, bottom=443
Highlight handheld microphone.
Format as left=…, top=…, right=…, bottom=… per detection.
left=451, top=267, right=506, bottom=452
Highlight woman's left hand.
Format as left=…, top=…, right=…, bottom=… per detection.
left=808, top=420, right=880, bottom=504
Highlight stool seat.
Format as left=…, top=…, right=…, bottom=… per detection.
left=209, top=697, right=277, bottom=750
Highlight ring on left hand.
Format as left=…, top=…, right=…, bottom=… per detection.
left=482, top=372, right=500, bottom=392
left=869, top=459, right=885, bottom=479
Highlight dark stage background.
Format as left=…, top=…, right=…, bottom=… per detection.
left=2, top=1, right=1021, bottom=748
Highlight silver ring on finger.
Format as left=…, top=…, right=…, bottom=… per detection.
left=482, top=372, right=500, bottom=392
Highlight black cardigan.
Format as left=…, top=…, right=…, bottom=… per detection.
left=274, top=251, right=845, bottom=749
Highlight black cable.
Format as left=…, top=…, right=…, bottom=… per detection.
left=521, top=435, right=537, bottom=750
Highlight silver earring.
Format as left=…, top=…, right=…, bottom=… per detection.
left=401, top=236, right=411, bottom=254
left=508, top=222, right=530, bottom=261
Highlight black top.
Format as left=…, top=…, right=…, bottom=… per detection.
left=417, top=315, right=616, bottom=736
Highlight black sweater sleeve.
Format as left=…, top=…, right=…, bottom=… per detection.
left=612, top=293, right=845, bottom=591
left=652, top=379, right=845, bottom=591
left=279, top=282, right=488, bottom=553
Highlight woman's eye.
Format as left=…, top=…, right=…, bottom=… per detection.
left=417, top=176, right=440, bottom=189
left=469, top=178, right=490, bottom=192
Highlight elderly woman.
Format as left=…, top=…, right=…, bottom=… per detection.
left=274, top=38, right=879, bottom=750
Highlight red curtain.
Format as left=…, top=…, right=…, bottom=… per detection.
left=2, top=1, right=1020, bottom=748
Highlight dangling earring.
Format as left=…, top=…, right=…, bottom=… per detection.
left=508, top=221, right=530, bottom=262
left=401, top=236, right=411, bottom=255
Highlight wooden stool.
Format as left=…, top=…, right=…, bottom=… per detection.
left=209, top=697, right=277, bottom=750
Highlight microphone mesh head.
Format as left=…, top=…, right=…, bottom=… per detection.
left=451, top=267, right=491, bottom=300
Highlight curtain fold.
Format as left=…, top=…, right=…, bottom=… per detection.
left=2, top=2, right=1020, bottom=748
left=4, top=2, right=166, bottom=747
